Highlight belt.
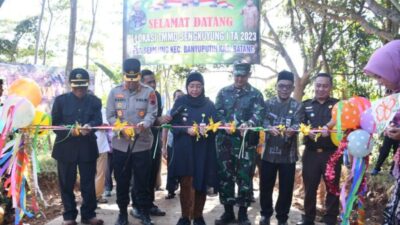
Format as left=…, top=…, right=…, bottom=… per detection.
left=316, top=148, right=324, bottom=153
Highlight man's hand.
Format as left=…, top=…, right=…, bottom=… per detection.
left=285, top=127, right=295, bottom=137
left=268, top=126, right=280, bottom=136
left=239, top=123, right=249, bottom=137
left=158, top=115, right=172, bottom=125
left=121, top=129, right=131, bottom=140
left=136, top=122, right=146, bottom=133
left=80, top=124, right=91, bottom=136
left=308, top=130, right=316, bottom=139
left=187, top=127, right=196, bottom=136
left=321, top=125, right=330, bottom=137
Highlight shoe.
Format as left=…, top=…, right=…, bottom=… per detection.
left=130, top=207, right=144, bottom=220
left=141, top=213, right=154, bottom=225
left=259, top=216, right=270, bottom=225
left=371, top=168, right=380, bottom=176
left=114, top=214, right=128, bottom=225
left=238, top=207, right=251, bottom=225
left=296, top=220, right=315, bottom=225
left=104, top=190, right=112, bottom=197
left=214, top=212, right=235, bottom=225
left=278, top=222, right=288, bottom=225
left=165, top=192, right=176, bottom=199
left=81, top=217, right=104, bottom=225
left=97, top=197, right=108, bottom=203
left=193, top=216, right=206, bottom=225
left=177, top=217, right=191, bottom=225
left=215, top=205, right=235, bottom=225
left=62, top=220, right=77, bottom=225
left=149, top=205, right=166, bottom=216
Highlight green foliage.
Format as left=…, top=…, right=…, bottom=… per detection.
left=0, top=16, right=38, bottom=62
left=95, top=62, right=122, bottom=84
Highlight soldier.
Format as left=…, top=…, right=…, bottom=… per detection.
left=106, top=58, right=157, bottom=225
left=215, top=62, right=265, bottom=225
left=259, top=71, right=302, bottom=225
left=296, top=73, right=339, bottom=225
left=51, top=68, right=103, bottom=225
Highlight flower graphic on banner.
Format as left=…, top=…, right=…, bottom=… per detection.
left=371, top=93, right=400, bottom=133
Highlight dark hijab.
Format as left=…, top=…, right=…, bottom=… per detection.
left=183, top=72, right=207, bottom=108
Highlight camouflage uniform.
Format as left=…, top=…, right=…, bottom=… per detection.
left=215, top=83, right=264, bottom=207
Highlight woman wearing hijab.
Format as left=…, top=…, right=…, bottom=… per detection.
left=169, top=72, right=218, bottom=225
left=364, top=40, right=400, bottom=225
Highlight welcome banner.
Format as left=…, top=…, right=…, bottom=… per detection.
left=125, top=0, right=260, bottom=65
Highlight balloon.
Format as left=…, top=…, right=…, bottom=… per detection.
left=360, top=108, right=376, bottom=134
left=32, top=110, right=51, bottom=135
left=1, top=95, right=35, bottom=129
left=330, top=132, right=340, bottom=146
left=332, top=100, right=361, bottom=129
left=347, top=129, right=374, bottom=158
left=8, top=78, right=42, bottom=107
left=349, top=96, right=371, bottom=113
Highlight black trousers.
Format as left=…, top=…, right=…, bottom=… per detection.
left=302, top=150, right=341, bottom=224
left=149, top=144, right=162, bottom=202
left=113, top=149, right=152, bottom=214
left=374, top=136, right=399, bottom=171
left=260, top=161, right=295, bottom=223
left=105, top=152, right=113, bottom=192
left=57, top=160, right=97, bottom=221
left=166, top=146, right=178, bottom=194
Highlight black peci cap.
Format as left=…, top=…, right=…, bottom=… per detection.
left=123, top=58, right=141, bottom=81
left=69, top=68, right=89, bottom=87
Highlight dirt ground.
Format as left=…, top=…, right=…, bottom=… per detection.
left=3, top=162, right=387, bottom=225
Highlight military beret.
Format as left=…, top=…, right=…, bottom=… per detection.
left=69, top=68, right=89, bottom=87
left=233, top=63, right=251, bottom=76
left=123, top=58, right=141, bottom=82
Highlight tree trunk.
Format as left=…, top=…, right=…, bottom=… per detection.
left=86, top=0, right=99, bottom=69
left=66, top=0, right=78, bottom=88
left=42, top=0, right=53, bottom=65
left=122, top=0, right=127, bottom=61
left=34, top=0, right=46, bottom=64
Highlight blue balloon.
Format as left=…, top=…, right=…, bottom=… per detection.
left=347, top=129, right=373, bottom=158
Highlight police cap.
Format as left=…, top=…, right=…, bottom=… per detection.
left=69, top=68, right=89, bottom=87
left=123, top=58, right=141, bottom=82
left=233, top=62, right=251, bottom=76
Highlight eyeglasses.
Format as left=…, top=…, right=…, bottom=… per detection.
left=277, top=84, right=294, bottom=90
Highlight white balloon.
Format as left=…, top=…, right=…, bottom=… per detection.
left=347, top=129, right=373, bottom=158
left=1, top=95, right=35, bottom=129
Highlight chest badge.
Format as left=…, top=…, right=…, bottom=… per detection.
left=138, top=110, right=145, bottom=117
left=117, top=110, right=123, bottom=118
left=310, top=113, right=315, bottom=117
left=289, top=110, right=293, bottom=114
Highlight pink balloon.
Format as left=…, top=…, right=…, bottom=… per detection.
left=349, top=96, right=371, bottom=114
left=360, top=108, right=376, bottom=134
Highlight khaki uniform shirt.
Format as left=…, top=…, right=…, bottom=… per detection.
left=106, top=83, right=157, bottom=153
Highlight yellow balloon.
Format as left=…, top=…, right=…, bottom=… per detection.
left=330, top=132, right=340, bottom=146
left=8, top=78, right=42, bottom=107
left=32, top=110, right=51, bottom=135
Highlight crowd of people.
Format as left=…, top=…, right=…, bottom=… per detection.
left=47, top=40, right=400, bottom=225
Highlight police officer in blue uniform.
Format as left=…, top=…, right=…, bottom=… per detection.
left=51, top=68, right=103, bottom=225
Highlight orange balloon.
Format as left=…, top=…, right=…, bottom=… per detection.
left=8, top=78, right=42, bottom=107
left=332, top=100, right=360, bottom=129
